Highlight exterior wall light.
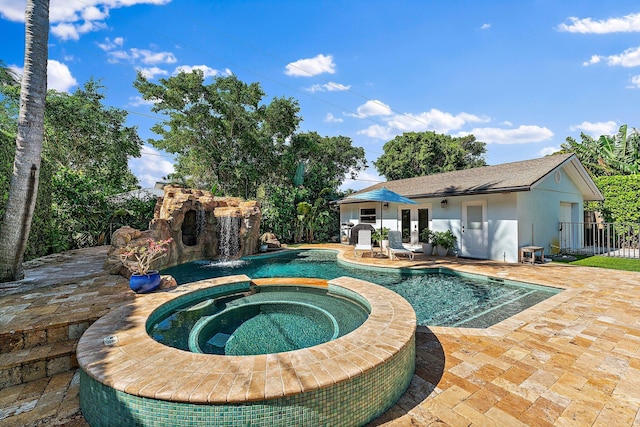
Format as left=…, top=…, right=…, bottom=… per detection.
left=440, top=199, right=448, bottom=208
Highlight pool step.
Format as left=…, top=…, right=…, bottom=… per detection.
left=0, top=318, right=98, bottom=389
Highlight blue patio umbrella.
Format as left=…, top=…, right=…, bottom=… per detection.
left=339, top=187, right=417, bottom=254
left=342, top=187, right=417, bottom=205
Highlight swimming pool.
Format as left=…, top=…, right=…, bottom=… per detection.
left=162, top=249, right=561, bottom=328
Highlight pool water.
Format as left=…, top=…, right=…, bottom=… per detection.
left=162, top=250, right=560, bottom=328
left=150, top=285, right=369, bottom=354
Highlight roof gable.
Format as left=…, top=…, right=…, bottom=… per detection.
left=353, top=154, right=603, bottom=201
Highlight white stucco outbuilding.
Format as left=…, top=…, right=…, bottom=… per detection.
left=338, top=154, right=603, bottom=263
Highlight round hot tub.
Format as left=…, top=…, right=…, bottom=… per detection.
left=148, top=283, right=368, bottom=356
left=78, top=275, right=416, bottom=427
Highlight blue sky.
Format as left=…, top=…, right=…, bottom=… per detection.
left=1, top=1, right=639, bottom=191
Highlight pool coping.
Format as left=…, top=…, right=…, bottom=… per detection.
left=76, top=274, right=416, bottom=404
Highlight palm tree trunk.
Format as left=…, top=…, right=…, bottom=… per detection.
left=0, top=0, right=49, bottom=282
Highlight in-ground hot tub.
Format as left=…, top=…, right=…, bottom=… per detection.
left=148, top=281, right=369, bottom=356
left=77, top=275, right=416, bottom=426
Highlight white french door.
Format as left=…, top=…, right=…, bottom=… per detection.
left=399, top=206, right=430, bottom=244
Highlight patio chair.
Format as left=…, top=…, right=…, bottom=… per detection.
left=387, top=230, right=414, bottom=261
left=354, top=229, right=373, bottom=258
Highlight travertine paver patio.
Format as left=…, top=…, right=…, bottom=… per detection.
left=1, top=244, right=640, bottom=426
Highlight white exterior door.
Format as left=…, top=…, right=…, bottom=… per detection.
left=398, top=206, right=430, bottom=244
left=461, top=201, right=488, bottom=259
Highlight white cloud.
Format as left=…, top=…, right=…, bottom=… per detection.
left=137, top=66, right=169, bottom=79
left=357, top=107, right=490, bottom=140
left=558, top=12, right=640, bottom=34
left=82, top=5, right=109, bottom=21
left=0, top=0, right=172, bottom=39
left=604, top=46, right=640, bottom=68
left=51, top=15, right=108, bottom=41
left=467, top=125, right=553, bottom=144
left=132, top=48, right=177, bottom=65
left=583, top=55, right=601, bottom=66
left=50, top=23, right=80, bottom=41
left=0, top=0, right=24, bottom=21
left=481, top=23, right=491, bottom=30
left=128, top=96, right=156, bottom=107
left=357, top=124, right=396, bottom=140
left=539, top=146, right=560, bottom=156
left=97, top=36, right=124, bottom=51
left=173, top=65, right=231, bottom=78
left=108, top=48, right=177, bottom=65
left=629, top=75, right=640, bottom=89
left=324, top=113, right=343, bottom=123
left=583, top=47, right=640, bottom=68
left=307, top=82, right=351, bottom=92
left=129, top=145, right=175, bottom=188
left=285, top=54, right=335, bottom=77
left=348, top=100, right=392, bottom=118
left=569, top=120, right=618, bottom=136
left=47, top=60, right=78, bottom=92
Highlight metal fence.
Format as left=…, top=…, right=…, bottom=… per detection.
left=558, top=221, right=640, bottom=259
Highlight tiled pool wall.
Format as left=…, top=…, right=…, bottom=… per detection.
left=80, top=337, right=414, bottom=427
left=78, top=276, right=417, bottom=427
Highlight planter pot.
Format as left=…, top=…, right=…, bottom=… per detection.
left=381, top=239, right=390, bottom=253
left=129, top=271, right=161, bottom=293
left=421, top=243, right=433, bottom=256
left=435, top=244, right=449, bottom=257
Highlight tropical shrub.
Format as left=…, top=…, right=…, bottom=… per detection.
left=589, top=175, right=640, bottom=225
left=419, top=228, right=434, bottom=243
left=433, top=230, right=457, bottom=249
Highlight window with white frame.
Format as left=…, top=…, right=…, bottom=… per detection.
left=360, top=208, right=376, bottom=223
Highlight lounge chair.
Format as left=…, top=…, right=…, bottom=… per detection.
left=387, top=230, right=414, bottom=260
left=354, top=229, right=373, bottom=258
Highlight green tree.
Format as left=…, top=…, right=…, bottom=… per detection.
left=0, top=0, right=49, bottom=282
left=296, top=192, right=331, bottom=243
left=41, top=81, right=143, bottom=250
left=282, top=132, right=366, bottom=198
left=260, top=132, right=366, bottom=243
left=259, top=184, right=303, bottom=242
left=44, top=79, right=141, bottom=193
left=562, top=125, right=640, bottom=177
left=1, top=77, right=146, bottom=255
left=374, top=131, right=486, bottom=181
left=134, top=71, right=301, bottom=198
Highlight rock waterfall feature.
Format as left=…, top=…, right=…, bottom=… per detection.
left=105, top=185, right=261, bottom=277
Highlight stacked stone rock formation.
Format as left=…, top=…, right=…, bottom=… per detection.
left=105, top=185, right=261, bottom=277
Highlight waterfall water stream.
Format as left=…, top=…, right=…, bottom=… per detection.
left=218, top=214, right=240, bottom=262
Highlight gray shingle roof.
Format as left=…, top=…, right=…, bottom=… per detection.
left=349, top=153, right=602, bottom=200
